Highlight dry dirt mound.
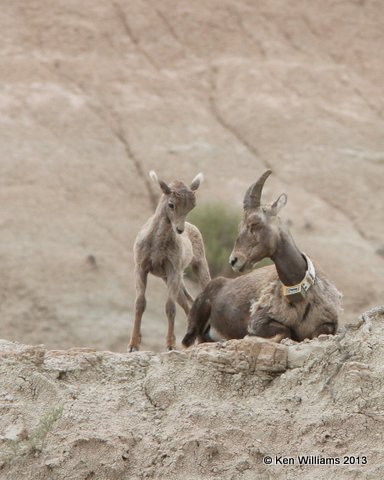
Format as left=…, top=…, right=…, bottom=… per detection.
left=0, top=306, right=383, bottom=480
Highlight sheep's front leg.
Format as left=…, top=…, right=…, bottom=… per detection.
left=248, top=316, right=292, bottom=343
left=309, top=322, right=336, bottom=339
left=128, top=266, right=148, bottom=352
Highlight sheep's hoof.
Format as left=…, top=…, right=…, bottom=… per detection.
left=128, top=345, right=138, bottom=353
left=166, top=346, right=174, bottom=352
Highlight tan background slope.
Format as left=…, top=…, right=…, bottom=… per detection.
left=0, top=0, right=383, bottom=351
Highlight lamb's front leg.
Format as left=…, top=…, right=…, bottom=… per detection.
left=128, top=266, right=148, bottom=352
left=165, top=273, right=183, bottom=351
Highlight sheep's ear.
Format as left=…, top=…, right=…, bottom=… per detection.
left=270, top=193, right=287, bottom=216
left=149, top=170, right=171, bottom=195
left=190, top=172, right=203, bottom=191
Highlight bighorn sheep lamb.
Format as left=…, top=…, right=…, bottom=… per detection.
left=128, top=171, right=211, bottom=352
left=182, top=170, right=342, bottom=346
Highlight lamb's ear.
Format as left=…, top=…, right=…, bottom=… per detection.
left=190, top=172, right=203, bottom=191
left=149, top=170, right=171, bottom=195
left=270, top=193, right=287, bottom=216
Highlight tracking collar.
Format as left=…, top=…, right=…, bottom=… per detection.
left=282, top=254, right=316, bottom=303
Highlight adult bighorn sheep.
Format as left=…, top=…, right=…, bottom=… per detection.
left=128, top=171, right=211, bottom=352
left=182, top=170, right=342, bottom=346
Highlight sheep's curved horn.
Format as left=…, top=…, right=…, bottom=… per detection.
left=243, top=170, right=272, bottom=210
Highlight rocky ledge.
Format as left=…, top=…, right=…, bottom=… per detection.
left=0, top=306, right=383, bottom=480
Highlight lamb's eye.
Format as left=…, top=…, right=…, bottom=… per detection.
left=168, top=202, right=175, bottom=210
left=249, top=224, right=258, bottom=234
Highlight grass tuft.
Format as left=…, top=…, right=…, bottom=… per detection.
left=0, top=405, right=64, bottom=464
left=189, top=203, right=241, bottom=278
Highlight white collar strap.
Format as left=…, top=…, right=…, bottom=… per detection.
left=282, top=253, right=316, bottom=303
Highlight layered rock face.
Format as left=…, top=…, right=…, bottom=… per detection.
left=0, top=307, right=383, bottom=479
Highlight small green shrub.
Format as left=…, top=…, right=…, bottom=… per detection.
left=0, top=405, right=64, bottom=464
left=188, top=203, right=241, bottom=278
left=188, top=203, right=273, bottom=279
left=26, top=405, right=64, bottom=452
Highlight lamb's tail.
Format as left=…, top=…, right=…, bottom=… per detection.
left=182, top=292, right=211, bottom=348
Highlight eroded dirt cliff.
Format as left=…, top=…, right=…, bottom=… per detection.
left=0, top=307, right=383, bottom=479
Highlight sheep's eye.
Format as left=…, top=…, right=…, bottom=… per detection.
left=168, top=202, right=175, bottom=210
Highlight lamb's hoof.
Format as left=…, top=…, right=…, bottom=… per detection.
left=166, top=346, right=174, bottom=352
left=128, top=345, right=138, bottom=353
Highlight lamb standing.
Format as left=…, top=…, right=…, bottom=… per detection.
left=128, top=171, right=211, bottom=352
left=182, top=170, right=342, bottom=346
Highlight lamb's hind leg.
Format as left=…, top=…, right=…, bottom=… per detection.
left=128, top=267, right=148, bottom=352
left=192, top=258, right=211, bottom=289
left=177, top=281, right=193, bottom=315
left=191, top=233, right=211, bottom=289
left=181, top=281, right=194, bottom=305
left=177, top=291, right=191, bottom=316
